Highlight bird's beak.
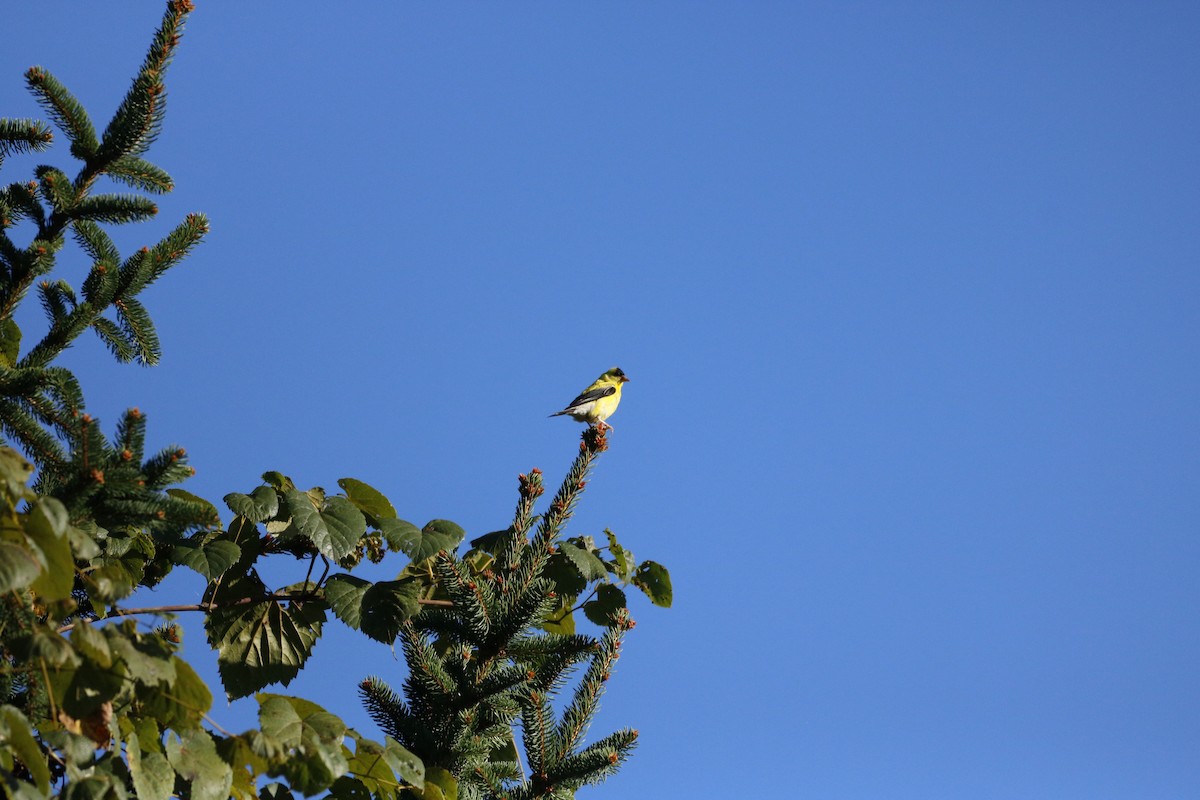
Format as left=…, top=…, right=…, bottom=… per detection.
left=621, top=375, right=630, bottom=382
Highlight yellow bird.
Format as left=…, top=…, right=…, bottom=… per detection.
left=550, top=367, right=630, bottom=428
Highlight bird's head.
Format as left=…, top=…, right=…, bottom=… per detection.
left=605, top=367, right=629, bottom=383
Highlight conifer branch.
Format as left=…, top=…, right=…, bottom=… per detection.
left=0, top=118, right=54, bottom=166
left=24, top=67, right=98, bottom=159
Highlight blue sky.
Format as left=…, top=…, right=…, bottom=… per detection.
left=4, top=3, right=1199, bottom=798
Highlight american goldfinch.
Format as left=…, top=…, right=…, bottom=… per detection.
left=550, top=367, right=630, bottom=428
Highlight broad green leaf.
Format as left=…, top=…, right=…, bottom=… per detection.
left=40, top=728, right=96, bottom=767
left=85, top=562, right=136, bottom=604
left=26, top=499, right=74, bottom=600
left=468, top=528, right=510, bottom=554
left=423, top=767, right=457, bottom=800
left=343, top=732, right=424, bottom=794
left=286, top=490, right=365, bottom=560
left=166, top=488, right=221, bottom=522
left=224, top=485, right=279, bottom=522
left=583, top=584, right=628, bottom=627
left=260, top=782, right=295, bottom=800
left=322, top=575, right=420, bottom=644
left=140, top=657, right=211, bottom=730
left=167, top=729, right=233, bottom=800
left=328, top=776, right=372, bottom=800
left=632, top=560, right=673, bottom=607
left=0, top=446, right=34, bottom=495
left=323, top=574, right=370, bottom=630
left=382, top=736, right=424, bottom=789
left=66, top=523, right=101, bottom=559
left=261, top=471, right=295, bottom=491
left=543, top=552, right=587, bottom=597
left=338, top=478, right=396, bottom=521
left=0, top=318, right=20, bottom=367
left=377, top=517, right=421, bottom=553
left=360, top=580, right=422, bottom=643
left=70, top=622, right=113, bottom=668
left=0, top=542, right=41, bottom=593
left=206, top=588, right=326, bottom=699
left=0, top=705, right=50, bottom=795
left=108, top=627, right=176, bottom=686
left=28, top=630, right=79, bottom=667
left=539, top=594, right=577, bottom=635
left=55, top=660, right=124, bottom=719
left=172, top=537, right=241, bottom=579
left=400, top=519, right=466, bottom=563
left=128, top=731, right=175, bottom=800
left=559, top=540, right=607, bottom=581
left=257, top=694, right=349, bottom=795
left=258, top=694, right=304, bottom=746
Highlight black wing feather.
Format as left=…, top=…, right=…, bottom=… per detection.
left=565, top=384, right=616, bottom=409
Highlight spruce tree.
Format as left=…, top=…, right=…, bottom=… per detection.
left=1, top=4, right=670, bottom=799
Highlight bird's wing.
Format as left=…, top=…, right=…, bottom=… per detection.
left=564, top=383, right=616, bottom=410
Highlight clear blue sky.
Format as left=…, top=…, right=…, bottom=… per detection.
left=4, top=3, right=1198, bottom=798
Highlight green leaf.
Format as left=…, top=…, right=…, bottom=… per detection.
left=52, top=661, right=124, bottom=720
left=604, top=528, right=632, bottom=582
left=377, top=517, right=421, bottom=553
left=0, top=705, right=51, bottom=795
left=397, top=519, right=466, bottom=563
left=323, top=574, right=370, bottom=630
left=140, top=657, right=211, bottom=730
left=70, top=622, right=113, bottom=668
left=172, top=537, right=241, bottom=580
left=224, top=485, right=278, bottom=522
left=27, top=502, right=74, bottom=601
left=423, top=767, right=457, bottom=800
left=66, top=523, right=101, bottom=560
left=166, top=488, right=221, bottom=522
left=261, top=471, right=294, bottom=491
left=206, top=584, right=326, bottom=700
left=0, top=542, right=41, bottom=593
left=583, top=584, right=628, bottom=627
left=257, top=694, right=349, bottom=795
left=0, top=318, right=20, bottom=367
left=167, top=729, right=233, bottom=800
left=0, top=446, right=35, bottom=495
left=127, top=731, right=176, bottom=800
left=543, top=552, right=587, bottom=597
left=286, top=490, right=365, bottom=560
left=361, top=580, right=422, bottom=644
left=468, top=528, right=511, bottom=553
left=324, top=574, right=420, bottom=643
left=539, top=594, right=577, bottom=635
left=559, top=540, right=607, bottom=582
left=632, top=560, right=673, bottom=608
left=338, top=478, right=396, bottom=521
left=381, top=736, right=424, bottom=790
left=260, top=783, right=294, bottom=800
left=342, top=733, right=396, bottom=796
left=27, top=630, right=78, bottom=667
left=108, top=627, right=176, bottom=686
left=85, top=562, right=136, bottom=604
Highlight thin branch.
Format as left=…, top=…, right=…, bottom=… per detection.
left=56, top=593, right=454, bottom=633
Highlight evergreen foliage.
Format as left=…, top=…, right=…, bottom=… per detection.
left=0, top=4, right=671, bottom=798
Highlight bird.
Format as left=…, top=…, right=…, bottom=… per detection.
left=549, top=367, right=630, bottom=428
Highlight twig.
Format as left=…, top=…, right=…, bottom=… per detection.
left=56, top=593, right=453, bottom=633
